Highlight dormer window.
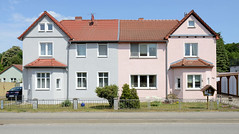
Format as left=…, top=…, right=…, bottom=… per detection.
left=188, top=20, right=195, bottom=28
left=38, top=23, right=53, bottom=32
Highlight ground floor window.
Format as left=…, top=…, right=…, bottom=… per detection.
left=56, top=78, right=61, bottom=90
left=98, top=72, right=108, bottom=87
left=10, top=78, right=17, bottom=82
left=37, top=73, right=50, bottom=89
left=131, top=75, right=156, bottom=89
left=187, top=75, right=201, bottom=89
left=175, top=77, right=181, bottom=89
left=77, top=72, right=87, bottom=89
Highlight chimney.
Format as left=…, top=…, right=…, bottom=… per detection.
left=89, top=13, right=95, bottom=26
left=138, top=18, right=144, bottom=20
left=75, top=16, right=82, bottom=20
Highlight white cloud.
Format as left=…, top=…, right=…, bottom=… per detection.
left=45, top=11, right=74, bottom=20
left=12, top=13, right=37, bottom=23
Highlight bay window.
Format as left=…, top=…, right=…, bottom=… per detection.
left=37, top=73, right=50, bottom=90
left=187, top=75, right=201, bottom=89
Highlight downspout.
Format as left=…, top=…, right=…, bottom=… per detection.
left=66, top=41, right=70, bottom=100
left=165, top=41, right=168, bottom=100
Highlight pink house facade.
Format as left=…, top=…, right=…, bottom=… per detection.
left=118, top=10, right=218, bottom=99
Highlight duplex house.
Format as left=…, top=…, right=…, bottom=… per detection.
left=18, top=10, right=218, bottom=100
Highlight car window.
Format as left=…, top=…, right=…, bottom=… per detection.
left=9, top=87, right=22, bottom=91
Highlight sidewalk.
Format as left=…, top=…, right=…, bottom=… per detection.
left=1, top=112, right=239, bottom=124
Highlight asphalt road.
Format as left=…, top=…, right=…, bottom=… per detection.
left=0, top=123, right=239, bottom=134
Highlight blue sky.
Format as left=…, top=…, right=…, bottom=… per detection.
left=0, top=0, right=238, bottom=53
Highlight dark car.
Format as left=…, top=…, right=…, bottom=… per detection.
left=6, top=87, right=22, bottom=100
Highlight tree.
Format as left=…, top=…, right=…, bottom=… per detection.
left=95, top=85, right=118, bottom=107
left=1, top=46, right=22, bottom=69
left=120, top=84, right=140, bottom=109
left=216, top=35, right=229, bottom=72
left=225, top=42, right=239, bottom=66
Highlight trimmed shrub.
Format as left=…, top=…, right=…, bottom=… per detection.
left=120, top=84, right=140, bottom=109
left=95, top=85, right=118, bottom=107
left=61, top=100, right=72, bottom=107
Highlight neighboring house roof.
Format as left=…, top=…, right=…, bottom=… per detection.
left=119, top=20, right=179, bottom=41
left=170, top=58, right=213, bottom=68
left=165, top=10, right=219, bottom=40
left=18, top=11, right=73, bottom=41
left=24, top=58, right=67, bottom=68
left=0, top=64, right=23, bottom=74
left=60, top=19, right=118, bottom=42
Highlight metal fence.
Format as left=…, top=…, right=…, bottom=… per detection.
left=0, top=96, right=238, bottom=111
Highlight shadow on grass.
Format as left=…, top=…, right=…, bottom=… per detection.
left=89, top=105, right=112, bottom=109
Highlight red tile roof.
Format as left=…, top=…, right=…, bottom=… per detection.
left=119, top=20, right=179, bottom=41
left=18, top=11, right=73, bottom=41
left=165, top=10, right=219, bottom=40
left=25, top=58, right=67, bottom=68
left=60, top=19, right=118, bottom=41
left=170, top=58, right=213, bottom=69
left=0, top=64, right=22, bottom=74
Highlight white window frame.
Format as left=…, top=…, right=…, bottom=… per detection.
left=38, top=22, right=53, bottom=32
left=76, top=72, right=88, bottom=90
left=76, top=44, right=87, bottom=58
left=56, top=78, right=61, bottom=90
left=97, top=72, right=109, bottom=87
left=2, top=78, right=6, bottom=82
left=10, top=78, right=17, bottom=82
left=36, top=72, right=51, bottom=91
left=97, top=44, right=108, bottom=58
left=184, top=43, right=198, bottom=57
left=188, top=20, right=195, bottom=28
left=186, top=74, right=202, bottom=90
left=39, top=41, right=53, bottom=57
left=130, top=75, right=157, bottom=89
left=175, top=77, right=181, bottom=90
left=130, top=44, right=157, bottom=58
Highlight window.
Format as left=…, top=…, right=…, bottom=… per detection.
left=188, top=20, right=195, bottom=27
left=175, top=78, right=181, bottom=89
left=130, top=75, right=156, bottom=89
left=98, top=44, right=108, bottom=57
left=40, top=42, right=53, bottom=56
left=185, top=43, right=198, bottom=57
left=39, top=23, right=53, bottom=32
left=76, top=44, right=86, bottom=57
left=130, top=44, right=157, bottom=58
left=98, top=72, right=108, bottom=87
left=10, top=78, right=17, bottom=82
left=56, top=78, right=61, bottom=89
left=187, top=75, right=201, bottom=89
left=3, top=78, right=6, bottom=82
left=37, top=73, right=50, bottom=89
left=39, top=23, right=45, bottom=31
left=47, top=23, right=53, bottom=31
left=76, top=72, right=87, bottom=89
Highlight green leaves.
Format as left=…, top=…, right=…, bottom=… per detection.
left=95, top=85, right=118, bottom=107
left=216, top=36, right=229, bottom=72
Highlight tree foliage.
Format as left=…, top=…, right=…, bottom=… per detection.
left=119, top=84, right=140, bottom=109
left=216, top=35, right=229, bottom=72
left=95, top=85, right=118, bottom=107
left=224, top=42, right=239, bottom=66
left=1, top=46, right=22, bottom=70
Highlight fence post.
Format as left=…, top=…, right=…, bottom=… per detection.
left=33, top=98, right=38, bottom=110
left=217, top=99, right=219, bottom=110
left=73, top=98, right=78, bottom=110
left=147, top=100, right=151, bottom=109
left=179, top=99, right=181, bottom=110
left=22, top=95, right=24, bottom=104
left=1, top=100, right=3, bottom=110
left=15, top=95, right=17, bottom=104
left=114, top=98, right=118, bottom=110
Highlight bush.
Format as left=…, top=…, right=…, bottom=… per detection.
left=95, top=85, right=118, bottom=107
left=120, top=84, right=140, bottom=109
left=61, top=100, right=72, bottom=107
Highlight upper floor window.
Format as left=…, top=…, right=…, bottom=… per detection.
left=98, top=44, right=108, bottom=57
left=130, top=44, right=157, bottom=58
left=76, top=44, right=86, bottom=57
left=38, top=23, right=53, bottom=32
left=188, top=20, right=195, bottom=27
left=40, top=42, right=53, bottom=56
left=185, top=43, right=198, bottom=57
